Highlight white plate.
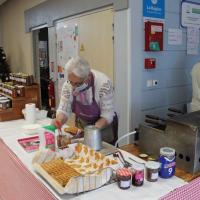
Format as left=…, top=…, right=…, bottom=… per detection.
left=22, top=124, right=42, bottom=135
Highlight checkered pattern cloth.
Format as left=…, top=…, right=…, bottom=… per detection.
left=0, top=139, right=57, bottom=200
left=160, top=177, right=200, bottom=200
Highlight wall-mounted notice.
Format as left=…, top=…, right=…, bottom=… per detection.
left=56, top=20, right=79, bottom=97
left=168, top=29, right=182, bottom=45
left=181, top=1, right=200, bottom=28
left=187, top=27, right=199, bottom=55
left=143, top=0, right=165, bottom=21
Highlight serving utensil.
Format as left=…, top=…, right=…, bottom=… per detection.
left=113, top=151, right=132, bottom=168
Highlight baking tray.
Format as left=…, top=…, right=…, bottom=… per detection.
left=33, top=143, right=118, bottom=194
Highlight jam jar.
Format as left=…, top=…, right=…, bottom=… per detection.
left=145, top=161, right=160, bottom=182
left=116, top=168, right=132, bottom=189
left=131, top=164, right=144, bottom=186
left=57, top=135, right=71, bottom=149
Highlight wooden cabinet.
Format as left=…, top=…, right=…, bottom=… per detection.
left=0, top=84, right=40, bottom=121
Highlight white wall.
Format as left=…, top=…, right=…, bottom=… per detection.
left=0, top=0, right=46, bottom=74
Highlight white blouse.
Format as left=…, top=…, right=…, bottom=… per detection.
left=57, top=69, right=115, bottom=124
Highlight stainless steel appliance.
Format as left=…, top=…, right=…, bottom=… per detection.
left=139, top=111, right=200, bottom=174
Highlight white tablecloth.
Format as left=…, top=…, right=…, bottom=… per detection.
left=0, top=119, right=187, bottom=200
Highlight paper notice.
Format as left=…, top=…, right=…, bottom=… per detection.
left=168, top=29, right=182, bottom=45
left=187, top=27, right=199, bottom=55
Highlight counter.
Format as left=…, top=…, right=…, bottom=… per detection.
left=0, top=119, right=187, bottom=200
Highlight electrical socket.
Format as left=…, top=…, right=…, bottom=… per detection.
left=152, top=80, right=158, bottom=86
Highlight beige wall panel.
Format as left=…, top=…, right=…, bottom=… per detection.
left=0, top=0, right=46, bottom=74
left=78, top=9, right=114, bottom=81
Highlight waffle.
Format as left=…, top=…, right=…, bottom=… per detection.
left=41, top=158, right=81, bottom=187
left=64, top=126, right=80, bottom=135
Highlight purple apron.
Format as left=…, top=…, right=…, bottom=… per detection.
left=72, top=73, right=100, bottom=125
left=72, top=73, right=118, bottom=144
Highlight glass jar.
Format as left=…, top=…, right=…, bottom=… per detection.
left=145, top=161, right=160, bottom=182
left=131, top=164, right=144, bottom=186
left=116, top=168, right=132, bottom=189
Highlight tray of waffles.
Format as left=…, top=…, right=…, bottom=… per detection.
left=32, top=143, right=118, bottom=194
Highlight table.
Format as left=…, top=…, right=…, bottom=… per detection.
left=0, top=119, right=187, bottom=200
left=120, top=144, right=200, bottom=182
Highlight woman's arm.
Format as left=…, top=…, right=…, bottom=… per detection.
left=95, top=117, right=109, bottom=129
left=98, top=79, right=115, bottom=127
left=51, top=112, right=68, bottom=129
left=52, top=81, right=72, bottom=128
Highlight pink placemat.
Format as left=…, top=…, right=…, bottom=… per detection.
left=0, top=138, right=57, bottom=200
left=160, top=176, right=200, bottom=200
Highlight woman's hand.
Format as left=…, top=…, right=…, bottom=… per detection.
left=51, top=119, right=62, bottom=129
left=51, top=113, right=68, bottom=129
left=95, top=117, right=109, bottom=129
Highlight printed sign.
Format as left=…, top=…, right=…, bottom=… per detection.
left=143, top=0, right=165, bottom=20
left=181, top=1, right=200, bottom=28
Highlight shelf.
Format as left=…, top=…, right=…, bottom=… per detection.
left=0, top=92, right=25, bottom=101
left=0, top=108, right=13, bottom=113
left=0, top=84, right=40, bottom=122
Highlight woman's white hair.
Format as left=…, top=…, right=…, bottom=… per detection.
left=65, top=57, right=90, bottom=78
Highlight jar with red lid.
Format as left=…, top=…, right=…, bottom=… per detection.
left=116, top=168, right=132, bottom=189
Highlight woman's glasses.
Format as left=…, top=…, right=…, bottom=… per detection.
left=68, top=79, right=85, bottom=87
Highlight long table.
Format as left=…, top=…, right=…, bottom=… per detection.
left=0, top=119, right=187, bottom=200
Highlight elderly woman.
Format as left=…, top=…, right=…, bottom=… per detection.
left=52, top=56, right=117, bottom=143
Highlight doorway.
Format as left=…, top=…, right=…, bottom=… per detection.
left=38, top=28, right=49, bottom=110
left=33, top=27, right=56, bottom=117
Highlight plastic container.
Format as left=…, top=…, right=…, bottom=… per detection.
left=145, top=161, right=160, bottom=182
left=159, top=147, right=176, bottom=178
left=39, top=125, right=56, bottom=151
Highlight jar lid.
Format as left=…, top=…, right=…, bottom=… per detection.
left=139, top=153, right=148, bottom=159
left=160, top=147, right=175, bottom=157
left=145, top=161, right=160, bottom=169
left=116, top=168, right=132, bottom=177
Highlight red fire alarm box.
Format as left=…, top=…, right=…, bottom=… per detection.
left=145, top=58, right=156, bottom=69
left=145, top=21, right=164, bottom=51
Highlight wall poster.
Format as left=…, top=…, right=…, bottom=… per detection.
left=56, top=20, right=79, bottom=97
left=181, top=0, right=200, bottom=28
left=143, top=0, right=165, bottom=21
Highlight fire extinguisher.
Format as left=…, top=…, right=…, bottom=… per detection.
left=48, top=79, right=55, bottom=108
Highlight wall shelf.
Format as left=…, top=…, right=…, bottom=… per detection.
left=0, top=84, right=40, bottom=121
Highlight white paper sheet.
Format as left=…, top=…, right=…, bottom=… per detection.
left=168, top=29, right=182, bottom=45
left=187, top=27, right=199, bottom=55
